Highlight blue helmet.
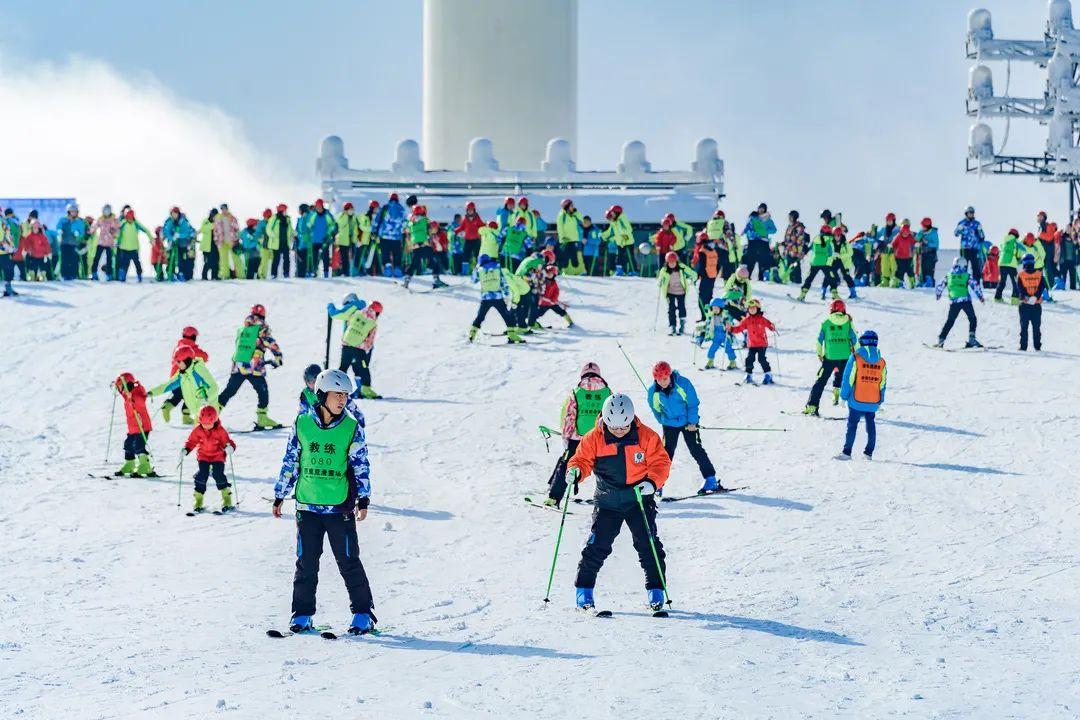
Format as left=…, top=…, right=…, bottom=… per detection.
left=859, top=330, right=879, bottom=347
left=709, top=298, right=725, bottom=309
left=478, top=254, right=497, bottom=267
left=1021, top=253, right=1036, bottom=267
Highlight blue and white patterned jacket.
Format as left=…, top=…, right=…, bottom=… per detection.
left=274, top=406, right=370, bottom=514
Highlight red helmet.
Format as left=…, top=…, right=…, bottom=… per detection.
left=652, top=361, right=672, bottom=382
left=661, top=218, right=673, bottom=229
left=370, top=300, right=384, bottom=315
left=246, top=218, right=258, bottom=227
left=466, top=201, right=476, bottom=211
left=713, top=209, right=725, bottom=218
left=1037, top=210, right=1048, bottom=218
left=314, top=198, right=325, bottom=208
left=664, top=251, right=678, bottom=264
left=664, top=212, right=676, bottom=223
left=343, top=202, right=354, bottom=211
left=250, top=303, right=266, bottom=318
left=487, top=220, right=498, bottom=229
left=541, top=248, right=556, bottom=263
left=561, top=198, right=573, bottom=210
left=124, top=210, right=135, bottom=221
left=605, top=210, right=615, bottom=221
left=832, top=227, right=845, bottom=238
left=518, top=197, right=529, bottom=208
left=545, top=264, right=559, bottom=275
left=389, top=193, right=399, bottom=202
left=173, top=346, right=196, bottom=365
left=696, top=231, right=709, bottom=242
left=608, top=205, right=622, bottom=216
left=198, top=405, right=219, bottom=425
left=261, top=208, right=270, bottom=219
left=1008, top=228, right=1019, bottom=237
left=369, top=200, right=380, bottom=210
left=277, top=203, right=287, bottom=213
left=920, top=217, right=932, bottom=228
left=504, top=196, right=515, bottom=207
left=885, top=212, right=896, bottom=222
left=830, top=299, right=847, bottom=314
left=114, top=372, right=135, bottom=391
left=580, top=361, right=601, bottom=377
left=181, top=325, right=198, bottom=340
left=415, top=205, right=427, bottom=216
left=170, top=206, right=180, bottom=215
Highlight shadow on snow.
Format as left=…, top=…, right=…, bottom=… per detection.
left=877, top=418, right=985, bottom=438
left=665, top=611, right=863, bottom=646
left=372, top=634, right=593, bottom=659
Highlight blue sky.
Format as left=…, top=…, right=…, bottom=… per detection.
left=0, top=0, right=1064, bottom=236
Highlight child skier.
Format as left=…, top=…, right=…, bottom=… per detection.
left=803, top=299, right=857, bottom=416
left=701, top=298, right=738, bottom=371
left=838, top=330, right=886, bottom=460
left=543, top=362, right=612, bottom=506
left=114, top=373, right=157, bottom=477
left=161, top=326, right=209, bottom=425
left=891, top=220, right=918, bottom=288
left=150, top=227, right=167, bottom=281
left=648, top=361, right=723, bottom=494
left=692, top=231, right=721, bottom=319
left=932, top=257, right=985, bottom=348
left=983, top=245, right=1001, bottom=289
left=217, top=304, right=284, bottom=429
left=727, top=298, right=776, bottom=385
left=916, top=218, right=940, bottom=286
left=797, top=226, right=835, bottom=301
left=273, top=369, right=376, bottom=636
left=181, top=405, right=236, bottom=514
left=150, top=345, right=220, bottom=419
left=657, top=251, right=697, bottom=335
left=536, top=264, right=574, bottom=327
left=828, top=227, right=858, bottom=299
left=1017, top=253, right=1046, bottom=351
left=566, top=393, right=671, bottom=612
left=327, top=294, right=384, bottom=399
left=468, top=254, right=524, bottom=343
left=995, top=229, right=1021, bottom=303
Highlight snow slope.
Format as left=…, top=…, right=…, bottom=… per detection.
left=2, top=276, right=1079, bottom=719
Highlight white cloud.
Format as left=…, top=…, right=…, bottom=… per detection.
left=0, top=53, right=315, bottom=224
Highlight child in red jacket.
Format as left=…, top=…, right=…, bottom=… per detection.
left=536, top=264, right=574, bottom=327
left=182, top=405, right=237, bottom=514
left=983, top=245, right=1001, bottom=288
left=151, top=226, right=166, bottom=281
left=727, top=298, right=777, bottom=385
left=114, top=373, right=157, bottom=477
left=652, top=219, right=678, bottom=258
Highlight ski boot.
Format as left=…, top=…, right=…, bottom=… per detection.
left=677, top=318, right=686, bottom=335
left=401, top=275, right=411, bottom=289
left=835, top=450, right=852, bottom=461
left=289, top=615, right=314, bottom=634
left=704, top=358, right=715, bottom=369
left=1054, top=277, right=1066, bottom=291
left=255, top=407, right=283, bottom=430
left=383, top=263, right=393, bottom=277
left=668, top=325, right=677, bottom=336
left=133, top=453, right=156, bottom=478
left=507, top=327, right=526, bottom=344
left=830, top=287, right=841, bottom=300
left=359, top=385, right=383, bottom=399
left=648, top=589, right=666, bottom=612
left=796, top=288, right=808, bottom=302
left=832, top=387, right=840, bottom=405
left=575, top=587, right=595, bottom=611
left=993, top=297, right=1005, bottom=304
left=726, top=359, right=737, bottom=370
left=614, top=266, right=625, bottom=277
left=468, top=326, right=478, bottom=343
left=819, top=285, right=827, bottom=300
left=542, top=497, right=558, bottom=507
left=964, top=334, right=983, bottom=349
left=848, top=287, right=858, bottom=299
left=348, top=612, right=375, bottom=635
left=220, top=487, right=236, bottom=513
left=564, top=314, right=575, bottom=328
left=432, top=277, right=449, bottom=289
left=115, top=458, right=136, bottom=476
left=161, top=402, right=174, bottom=423
left=744, top=373, right=754, bottom=384
left=697, top=475, right=719, bottom=494
left=181, top=407, right=194, bottom=425
left=862, top=450, right=873, bottom=461
left=393, top=268, right=404, bottom=279
left=191, top=491, right=206, bottom=514
left=803, top=404, right=819, bottom=416
left=932, top=338, right=945, bottom=348
left=3, top=286, right=17, bottom=298
left=762, top=373, right=774, bottom=385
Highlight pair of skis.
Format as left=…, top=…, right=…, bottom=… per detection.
left=266, top=625, right=382, bottom=639
left=580, top=608, right=668, bottom=619
left=524, top=486, right=747, bottom=512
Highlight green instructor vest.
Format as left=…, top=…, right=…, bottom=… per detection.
left=822, top=319, right=854, bottom=361
left=295, top=413, right=358, bottom=505
left=947, top=271, right=970, bottom=300
left=233, top=325, right=261, bottom=363
left=343, top=311, right=377, bottom=348
left=573, top=386, right=612, bottom=436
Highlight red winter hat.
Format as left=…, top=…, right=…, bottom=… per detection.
left=921, top=217, right=932, bottom=228
left=198, top=405, right=219, bottom=425
left=488, top=220, right=498, bottom=229
left=246, top=218, right=258, bottom=227
left=124, top=210, right=135, bottom=221
left=276, top=203, right=287, bottom=212
left=170, top=206, right=180, bottom=215
left=885, top=212, right=896, bottom=222
left=314, top=199, right=325, bottom=208
left=1008, top=228, right=1019, bottom=237
left=263, top=209, right=272, bottom=219
left=518, top=197, right=529, bottom=207
left=652, top=361, right=672, bottom=382
left=343, top=202, right=354, bottom=211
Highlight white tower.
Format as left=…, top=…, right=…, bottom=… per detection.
left=422, top=0, right=578, bottom=171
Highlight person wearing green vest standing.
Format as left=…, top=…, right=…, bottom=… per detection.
left=932, top=257, right=985, bottom=348
left=272, top=369, right=376, bottom=636
left=266, top=204, right=293, bottom=278
left=994, top=228, right=1021, bottom=303
left=335, top=202, right=361, bottom=277
left=115, top=209, right=153, bottom=282
left=796, top=225, right=836, bottom=301
left=197, top=208, right=218, bottom=280
left=327, top=294, right=384, bottom=399
left=664, top=212, right=695, bottom=263
left=544, top=362, right=611, bottom=506
left=602, top=205, right=636, bottom=276
left=468, top=254, right=524, bottom=343
left=217, top=304, right=285, bottom=429
left=556, top=198, right=584, bottom=272
left=478, top=219, right=502, bottom=259
left=803, top=299, right=858, bottom=416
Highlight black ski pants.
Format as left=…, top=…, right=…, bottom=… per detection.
left=546, top=438, right=581, bottom=504
left=380, top=239, right=403, bottom=272
left=996, top=267, right=1018, bottom=300
left=662, top=425, right=715, bottom=479
left=807, top=358, right=846, bottom=408
left=745, top=347, right=771, bottom=373
left=340, top=345, right=373, bottom=388
left=744, top=241, right=772, bottom=280
left=218, top=372, right=269, bottom=409
left=292, top=510, right=374, bottom=617
left=667, top=293, right=687, bottom=328
left=939, top=300, right=976, bottom=341
left=472, top=298, right=514, bottom=329
left=698, top=277, right=716, bottom=320
left=116, top=249, right=142, bottom=281
left=802, top=264, right=835, bottom=291
left=202, top=245, right=219, bottom=280
left=575, top=500, right=665, bottom=591
left=272, top=245, right=290, bottom=278
left=1019, top=303, right=1042, bottom=350
left=193, top=460, right=229, bottom=493
left=123, top=432, right=148, bottom=460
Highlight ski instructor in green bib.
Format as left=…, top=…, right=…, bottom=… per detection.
left=544, top=362, right=611, bottom=506
left=217, top=303, right=284, bottom=430
left=273, top=369, right=376, bottom=636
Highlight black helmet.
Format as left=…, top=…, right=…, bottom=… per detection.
left=303, top=363, right=323, bottom=384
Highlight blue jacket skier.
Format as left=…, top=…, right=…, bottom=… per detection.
left=648, top=361, right=722, bottom=494
left=838, top=331, right=886, bottom=460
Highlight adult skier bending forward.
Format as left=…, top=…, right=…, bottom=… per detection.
left=272, top=369, right=376, bottom=636
left=567, top=394, right=672, bottom=613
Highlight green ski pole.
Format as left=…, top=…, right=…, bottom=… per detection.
left=543, top=475, right=575, bottom=604
left=177, top=453, right=184, bottom=507
left=698, top=425, right=787, bottom=432
left=635, top=485, right=671, bottom=606
left=228, top=453, right=240, bottom=507
left=615, top=341, right=649, bottom=391
left=105, top=386, right=117, bottom=464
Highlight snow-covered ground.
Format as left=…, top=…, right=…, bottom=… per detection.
left=2, top=275, right=1079, bottom=719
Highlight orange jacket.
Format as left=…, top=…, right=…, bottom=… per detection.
left=568, top=417, right=670, bottom=509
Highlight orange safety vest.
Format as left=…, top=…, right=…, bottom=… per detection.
left=852, top=355, right=885, bottom=405
left=1018, top=269, right=1043, bottom=302
left=699, top=246, right=719, bottom=279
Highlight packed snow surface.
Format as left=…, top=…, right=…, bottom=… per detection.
left=2, top=276, right=1078, bottom=719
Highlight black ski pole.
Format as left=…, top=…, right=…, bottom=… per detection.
left=324, top=315, right=333, bottom=369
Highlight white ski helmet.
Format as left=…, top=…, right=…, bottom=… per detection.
left=601, top=393, right=635, bottom=429
left=315, top=368, right=354, bottom=396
